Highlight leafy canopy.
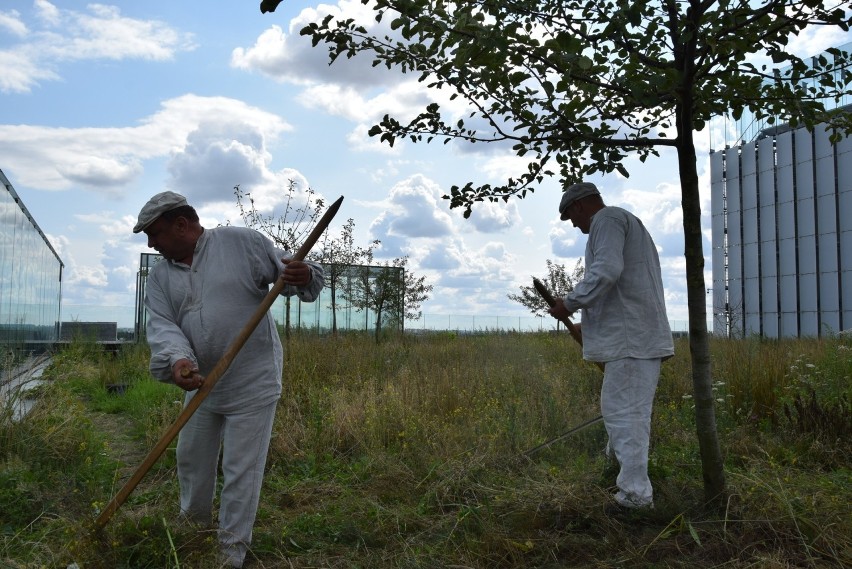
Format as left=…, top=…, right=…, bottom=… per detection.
left=302, top=0, right=851, bottom=216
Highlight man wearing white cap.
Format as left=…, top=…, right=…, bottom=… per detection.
left=548, top=182, right=673, bottom=510
left=134, top=191, right=324, bottom=567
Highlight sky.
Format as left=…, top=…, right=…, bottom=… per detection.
left=1, top=1, right=850, bottom=330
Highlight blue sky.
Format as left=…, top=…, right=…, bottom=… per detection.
left=1, top=1, right=849, bottom=329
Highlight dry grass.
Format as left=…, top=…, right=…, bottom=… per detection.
left=1, top=331, right=850, bottom=568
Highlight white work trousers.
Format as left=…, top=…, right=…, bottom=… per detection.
left=601, top=357, right=660, bottom=508
left=176, top=398, right=277, bottom=567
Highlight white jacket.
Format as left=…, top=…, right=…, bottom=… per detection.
left=562, top=206, right=674, bottom=363
left=144, top=226, right=324, bottom=412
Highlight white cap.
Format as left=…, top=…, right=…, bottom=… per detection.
left=133, top=191, right=188, bottom=233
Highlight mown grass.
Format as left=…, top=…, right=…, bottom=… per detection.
left=1, top=332, right=850, bottom=568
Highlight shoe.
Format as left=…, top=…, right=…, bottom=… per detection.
left=217, top=551, right=243, bottom=568
left=613, top=490, right=654, bottom=510
left=605, top=496, right=654, bottom=517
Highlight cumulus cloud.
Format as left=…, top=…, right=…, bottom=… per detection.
left=231, top=1, right=399, bottom=88
left=418, top=241, right=464, bottom=271
left=47, top=233, right=106, bottom=294
left=549, top=222, right=582, bottom=258
left=0, top=1, right=194, bottom=93
left=425, top=240, right=517, bottom=313
left=369, top=174, right=454, bottom=247
left=352, top=172, right=530, bottom=317
left=0, top=95, right=291, bottom=193
left=167, top=121, right=270, bottom=203
left=232, top=0, right=492, bottom=163
left=467, top=199, right=521, bottom=233
left=58, top=157, right=143, bottom=191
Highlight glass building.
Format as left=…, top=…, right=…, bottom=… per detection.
left=709, top=44, right=852, bottom=338
left=135, top=253, right=403, bottom=338
left=0, top=169, right=64, bottom=345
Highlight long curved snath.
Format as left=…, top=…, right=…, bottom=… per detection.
left=523, top=277, right=604, bottom=457
left=93, top=196, right=343, bottom=531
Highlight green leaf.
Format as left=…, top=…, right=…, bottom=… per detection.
left=687, top=521, right=702, bottom=547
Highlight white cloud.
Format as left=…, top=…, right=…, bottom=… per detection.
left=0, top=95, right=291, bottom=192
left=785, top=19, right=851, bottom=59
left=418, top=241, right=464, bottom=271
left=231, top=1, right=400, bottom=88
left=479, top=153, right=537, bottom=182
left=233, top=1, right=484, bottom=161
left=167, top=121, right=271, bottom=203
left=365, top=159, right=423, bottom=184
left=0, top=49, right=59, bottom=93
left=0, top=1, right=194, bottom=93
left=427, top=240, right=517, bottom=313
left=47, top=233, right=106, bottom=290
left=346, top=123, right=402, bottom=155
left=369, top=175, right=454, bottom=247
left=549, top=222, right=582, bottom=258
left=467, top=199, right=521, bottom=233
left=0, top=9, right=27, bottom=36
left=34, top=0, right=59, bottom=27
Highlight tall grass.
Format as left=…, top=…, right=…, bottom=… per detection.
left=1, top=332, right=849, bottom=568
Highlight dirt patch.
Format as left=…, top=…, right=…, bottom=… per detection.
left=88, top=411, right=152, bottom=481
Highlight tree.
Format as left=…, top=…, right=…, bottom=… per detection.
left=293, top=0, right=852, bottom=502
left=345, top=252, right=433, bottom=343
left=234, top=182, right=323, bottom=252
left=509, top=259, right=584, bottom=323
left=314, top=218, right=380, bottom=334
left=233, top=182, right=323, bottom=337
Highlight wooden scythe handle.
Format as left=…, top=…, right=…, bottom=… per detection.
left=93, top=195, right=344, bottom=530
left=533, top=277, right=604, bottom=372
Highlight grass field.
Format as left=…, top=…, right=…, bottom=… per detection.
left=1, top=332, right=850, bottom=568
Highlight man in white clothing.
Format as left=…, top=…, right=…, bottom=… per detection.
left=548, top=182, right=674, bottom=510
left=134, top=191, right=324, bottom=566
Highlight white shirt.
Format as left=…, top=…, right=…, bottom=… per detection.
left=562, top=206, right=674, bottom=363
left=144, top=226, right=324, bottom=412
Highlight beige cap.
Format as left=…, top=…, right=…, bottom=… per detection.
left=559, top=182, right=600, bottom=220
left=133, top=191, right=188, bottom=233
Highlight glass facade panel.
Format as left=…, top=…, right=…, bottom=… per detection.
left=0, top=169, right=63, bottom=344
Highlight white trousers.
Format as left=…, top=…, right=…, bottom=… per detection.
left=601, top=357, right=660, bottom=508
left=176, top=398, right=277, bottom=567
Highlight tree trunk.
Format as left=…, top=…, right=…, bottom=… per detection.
left=677, top=125, right=727, bottom=504
left=374, top=309, right=382, bottom=344
left=330, top=278, right=338, bottom=336
left=284, top=296, right=291, bottom=341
